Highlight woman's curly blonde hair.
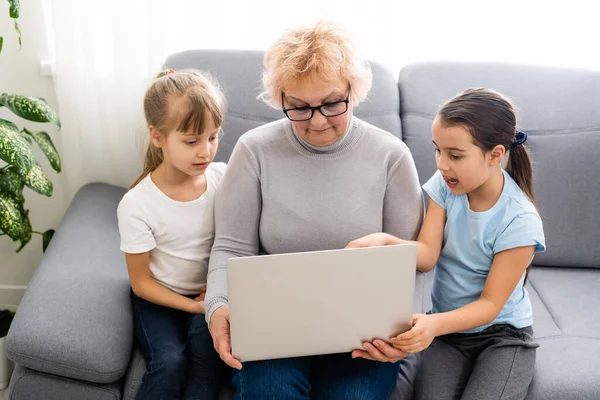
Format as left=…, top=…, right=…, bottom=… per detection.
left=260, top=20, right=372, bottom=108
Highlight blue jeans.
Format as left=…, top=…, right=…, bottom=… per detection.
left=232, top=353, right=400, bottom=400
left=131, top=290, right=229, bottom=400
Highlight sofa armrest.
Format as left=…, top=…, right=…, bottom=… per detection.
left=5, top=183, right=133, bottom=384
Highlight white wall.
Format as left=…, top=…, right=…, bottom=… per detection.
left=0, top=0, right=66, bottom=289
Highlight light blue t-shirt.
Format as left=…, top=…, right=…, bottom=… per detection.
left=423, top=170, right=545, bottom=333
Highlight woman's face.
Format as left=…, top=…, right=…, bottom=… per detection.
left=282, top=76, right=352, bottom=147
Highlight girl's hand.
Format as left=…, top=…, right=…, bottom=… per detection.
left=194, top=285, right=207, bottom=302
left=192, top=286, right=207, bottom=314
left=351, top=339, right=408, bottom=362
left=391, top=314, right=440, bottom=353
left=346, top=233, right=393, bottom=249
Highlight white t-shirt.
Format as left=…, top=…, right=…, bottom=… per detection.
left=117, top=162, right=226, bottom=295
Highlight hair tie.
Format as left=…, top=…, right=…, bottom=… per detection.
left=510, top=131, right=528, bottom=150
left=168, top=68, right=175, bottom=74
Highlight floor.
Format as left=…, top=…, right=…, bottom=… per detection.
left=0, top=388, right=7, bottom=399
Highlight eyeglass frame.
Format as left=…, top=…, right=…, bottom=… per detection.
left=281, top=86, right=352, bottom=122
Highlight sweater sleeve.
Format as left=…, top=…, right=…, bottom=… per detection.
left=205, top=139, right=262, bottom=325
left=383, top=151, right=424, bottom=241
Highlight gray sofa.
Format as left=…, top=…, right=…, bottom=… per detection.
left=5, top=50, right=600, bottom=400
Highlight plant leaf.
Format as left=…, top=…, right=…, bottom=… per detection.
left=0, top=119, right=19, bottom=131
left=0, top=119, right=36, bottom=172
left=19, top=131, right=32, bottom=144
left=0, top=165, right=24, bottom=203
left=13, top=19, right=21, bottom=49
left=0, top=94, right=61, bottom=128
left=16, top=209, right=31, bottom=252
left=24, top=164, right=53, bottom=196
left=0, top=189, right=25, bottom=241
left=42, top=229, right=54, bottom=252
left=23, top=128, right=61, bottom=172
left=7, top=0, right=19, bottom=19
left=0, top=36, right=3, bottom=54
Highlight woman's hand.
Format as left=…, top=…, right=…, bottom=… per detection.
left=346, top=233, right=400, bottom=249
left=209, top=306, right=242, bottom=370
left=391, top=314, right=440, bottom=353
left=351, top=339, right=409, bottom=362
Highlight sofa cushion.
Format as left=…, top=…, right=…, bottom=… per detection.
left=525, top=281, right=562, bottom=339
left=527, top=130, right=600, bottom=268
left=122, top=349, right=144, bottom=400
left=164, top=50, right=403, bottom=165
left=522, top=266, right=600, bottom=399
left=528, top=267, right=600, bottom=338
left=8, top=363, right=123, bottom=400
left=525, top=337, right=600, bottom=400
left=5, top=183, right=132, bottom=383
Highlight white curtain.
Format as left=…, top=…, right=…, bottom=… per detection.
left=45, top=0, right=600, bottom=197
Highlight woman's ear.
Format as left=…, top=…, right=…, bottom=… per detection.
left=488, top=144, right=506, bottom=166
left=149, top=126, right=163, bottom=148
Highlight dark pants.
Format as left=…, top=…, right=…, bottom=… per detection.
left=131, top=290, right=230, bottom=400
left=232, top=352, right=400, bottom=400
left=413, top=324, right=539, bottom=400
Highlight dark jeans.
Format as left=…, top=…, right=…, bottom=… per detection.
left=232, top=352, right=400, bottom=400
left=131, top=290, right=230, bottom=400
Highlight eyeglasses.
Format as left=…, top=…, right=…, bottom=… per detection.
left=281, top=87, right=351, bottom=122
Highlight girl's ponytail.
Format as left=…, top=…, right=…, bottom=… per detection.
left=506, top=133, right=536, bottom=204
left=130, top=145, right=163, bottom=188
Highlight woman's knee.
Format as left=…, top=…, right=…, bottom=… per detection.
left=313, top=358, right=400, bottom=400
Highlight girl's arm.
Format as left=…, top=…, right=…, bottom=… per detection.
left=410, top=198, right=446, bottom=272
left=434, top=245, right=536, bottom=334
left=393, top=245, right=536, bottom=352
left=348, top=197, right=446, bottom=272
left=126, top=252, right=205, bottom=314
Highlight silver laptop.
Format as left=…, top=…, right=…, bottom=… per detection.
left=226, top=244, right=416, bottom=362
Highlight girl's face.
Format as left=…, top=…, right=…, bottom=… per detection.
left=431, top=116, right=503, bottom=196
left=151, top=116, right=220, bottom=178
left=282, top=75, right=352, bottom=147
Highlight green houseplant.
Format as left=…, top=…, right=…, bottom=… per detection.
left=0, top=1, right=63, bottom=389
left=0, top=0, right=61, bottom=253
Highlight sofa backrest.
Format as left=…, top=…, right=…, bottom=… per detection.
left=164, top=50, right=402, bottom=163
left=398, top=62, right=600, bottom=268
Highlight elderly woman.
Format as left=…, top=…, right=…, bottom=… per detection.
left=205, top=21, right=424, bottom=399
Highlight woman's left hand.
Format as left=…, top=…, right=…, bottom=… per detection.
left=390, top=313, right=440, bottom=353
left=351, top=339, right=408, bottom=362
